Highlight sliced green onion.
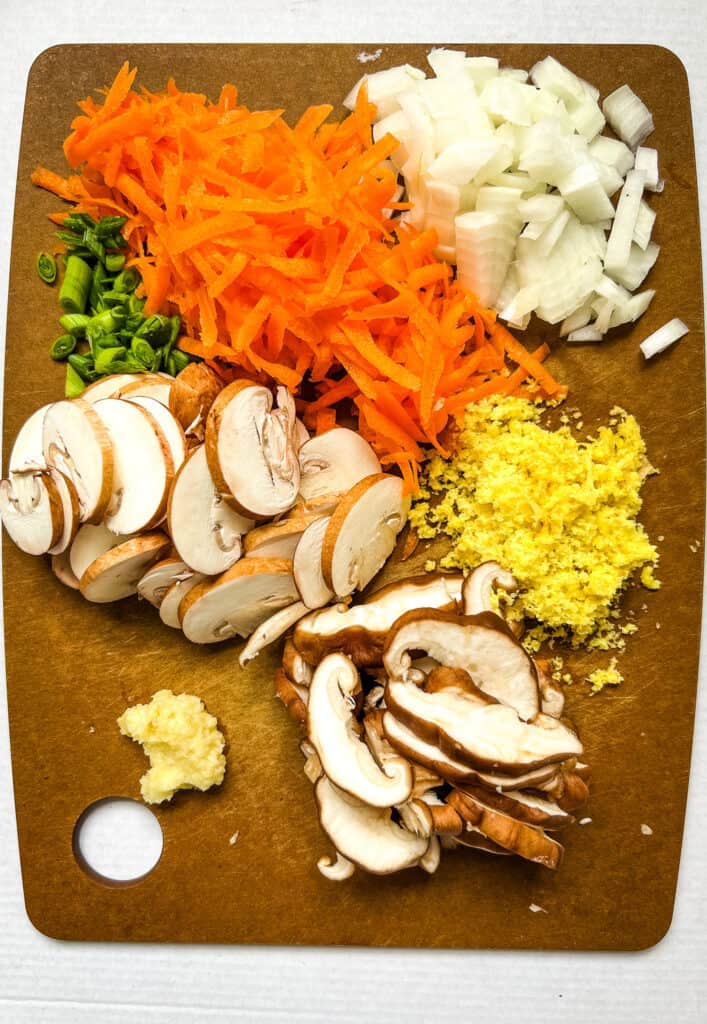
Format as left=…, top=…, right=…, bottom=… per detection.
left=135, top=313, right=172, bottom=347
left=59, top=313, right=91, bottom=337
left=50, top=334, right=76, bottom=360
left=68, top=353, right=99, bottom=382
left=95, top=215, right=128, bottom=239
left=59, top=254, right=92, bottom=314
left=63, top=213, right=96, bottom=232
left=113, top=267, right=140, bottom=293
left=131, top=337, right=156, bottom=367
left=65, top=363, right=85, bottom=398
left=105, top=253, right=126, bottom=273
left=37, top=252, right=57, bottom=284
left=170, top=349, right=190, bottom=375
left=95, top=346, right=127, bottom=374
left=82, top=230, right=106, bottom=264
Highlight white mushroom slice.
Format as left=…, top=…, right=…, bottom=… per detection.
left=167, top=445, right=252, bottom=576
left=317, top=851, right=356, bottom=881
left=298, top=427, right=381, bottom=501
left=293, top=515, right=333, bottom=609
left=293, top=572, right=463, bottom=666
left=179, top=557, right=299, bottom=644
left=0, top=470, right=63, bottom=555
left=79, top=532, right=171, bottom=603
left=137, top=557, right=191, bottom=608
left=244, top=522, right=306, bottom=560
left=169, top=363, right=223, bottom=438
left=159, top=572, right=205, bottom=629
left=314, top=776, right=429, bottom=875
left=385, top=677, right=582, bottom=775
left=294, top=418, right=310, bottom=451
left=239, top=600, right=309, bottom=666
left=126, top=396, right=187, bottom=475
left=116, top=376, right=173, bottom=406
left=42, top=399, right=114, bottom=524
left=47, top=468, right=80, bottom=555
left=308, top=653, right=413, bottom=807
left=447, top=788, right=564, bottom=869
left=81, top=374, right=145, bottom=404
left=8, top=404, right=53, bottom=471
left=462, top=560, right=518, bottom=615
left=93, top=398, right=173, bottom=535
left=51, top=549, right=80, bottom=590
left=205, top=380, right=300, bottom=519
left=383, top=610, right=540, bottom=721
left=322, top=474, right=409, bottom=598
left=69, top=523, right=131, bottom=582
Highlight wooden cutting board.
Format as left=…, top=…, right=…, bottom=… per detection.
left=2, top=43, right=704, bottom=948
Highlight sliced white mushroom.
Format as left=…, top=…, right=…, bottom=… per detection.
left=69, top=523, right=131, bottom=582
left=298, top=427, right=381, bottom=501
left=47, top=468, right=80, bottom=555
left=462, top=560, right=518, bottom=615
left=126, top=396, right=187, bottom=475
left=81, top=374, right=144, bottom=404
left=0, top=470, right=63, bottom=555
left=116, top=375, right=173, bottom=406
left=243, top=515, right=315, bottom=560
left=314, top=776, right=429, bottom=875
left=8, top=404, right=53, bottom=471
left=292, top=515, right=334, bottom=609
left=321, top=474, right=409, bottom=598
left=137, top=557, right=191, bottom=608
left=42, top=399, right=114, bottom=524
left=159, top=572, right=206, bottom=629
left=294, top=418, right=310, bottom=451
left=79, top=531, right=171, bottom=603
left=385, top=677, right=582, bottom=775
left=383, top=610, right=540, bottom=721
left=51, top=549, right=80, bottom=589
left=205, top=380, right=300, bottom=519
left=167, top=444, right=252, bottom=575
left=92, top=398, right=173, bottom=535
left=238, top=600, right=309, bottom=666
left=179, top=557, right=299, bottom=644
left=293, top=572, right=463, bottom=666
left=307, top=653, right=413, bottom=807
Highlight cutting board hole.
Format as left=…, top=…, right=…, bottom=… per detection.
left=73, top=797, right=163, bottom=885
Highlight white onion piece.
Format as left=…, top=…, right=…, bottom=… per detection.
left=588, top=135, right=634, bottom=176
left=567, top=325, right=605, bottom=343
left=529, top=56, right=586, bottom=107
left=427, top=48, right=466, bottom=78
left=640, top=319, right=689, bottom=359
left=634, top=146, right=663, bottom=192
left=560, top=303, right=593, bottom=337
left=609, top=289, right=655, bottom=328
left=604, top=169, right=646, bottom=276
left=464, top=56, right=499, bottom=89
left=558, top=162, right=615, bottom=223
left=343, top=64, right=424, bottom=117
left=610, top=242, right=660, bottom=291
left=455, top=211, right=516, bottom=307
left=633, top=200, right=656, bottom=250
left=602, top=84, right=654, bottom=150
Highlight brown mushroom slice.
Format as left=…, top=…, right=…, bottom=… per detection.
left=159, top=572, right=205, bottom=629
left=0, top=470, right=63, bottom=555
left=275, top=668, right=309, bottom=728
left=457, top=783, right=573, bottom=830
left=205, top=380, right=300, bottom=519
left=93, top=398, right=173, bottom=534
left=454, top=829, right=513, bottom=856
left=383, top=610, right=540, bottom=721
left=385, top=678, right=582, bottom=776
left=462, top=561, right=518, bottom=616
left=42, top=399, right=114, bottom=524
left=47, top=468, right=80, bottom=555
left=179, top=557, right=299, bottom=644
left=168, top=445, right=252, bottom=575
left=239, top=600, right=309, bottom=666
left=293, top=571, right=463, bottom=668
left=314, top=776, right=429, bottom=876
left=51, top=549, right=80, bottom=590
left=137, top=557, right=191, bottom=608
left=8, top=404, right=53, bottom=471
left=117, top=376, right=173, bottom=406
left=169, top=363, right=223, bottom=438
left=81, top=374, right=144, bottom=404
left=282, top=637, right=314, bottom=687
left=399, top=795, right=464, bottom=839
left=126, top=396, right=187, bottom=475
left=321, top=474, right=409, bottom=598
left=79, top=531, right=171, bottom=603
left=69, top=523, right=131, bottom=581
left=293, top=515, right=334, bottom=609
left=308, top=653, right=413, bottom=808
left=447, top=788, right=564, bottom=869
left=298, top=427, right=381, bottom=502
left=537, top=766, right=591, bottom=812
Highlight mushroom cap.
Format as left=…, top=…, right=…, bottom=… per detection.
left=314, top=776, right=429, bottom=875
left=126, top=396, right=187, bottom=476
left=8, top=403, right=53, bottom=472
left=179, top=557, right=299, bottom=644
left=383, top=609, right=540, bottom=721
left=238, top=600, right=309, bottom=666
left=321, top=474, right=409, bottom=598
left=447, top=788, right=564, bottom=869
left=169, top=362, right=223, bottom=435
left=159, top=572, right=205, bottom=629
left=47, top=468, right=80, bottom=555
left=93, top=398, right=173, bottom=535
left=79, top=531, right=171, bottom=603
left=167, top=444, right=252, bottom=576
left=293, top=572, right=464, bottom=666
left=69, top=523, right=131, bottom=582
left=137, top=556, right=191, bottom=608
left=307, top=653, right=413, bottom=807
left=0, top=470, right=64, bottom=555
left=298, top=427, right=381, bottom=501
left=42, top=399, right=114, bottom=524
left=292, top=515, right=334, bottom=609
left=205, top=379, right=300, bottom=519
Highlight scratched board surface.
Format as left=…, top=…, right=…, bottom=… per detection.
left=2, top=44, right=704, bottom=948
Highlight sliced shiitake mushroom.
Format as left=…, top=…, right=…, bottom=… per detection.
left=447, top=788, right=564, bottom=869
left=42, top=399, right=114, bottom=524
left=292, top=515, right=333, bottom=609
left=168, top=362, right=223, bottom=438
left=137, top=556, right=191, bottom=608
left=238, top=600, right=309, bottom=666
left=79, top=531, right=171, bottom=603
left=205, top=380, right=300, bottom=519
left=179, top=557, right=299, bottom=644
left=47, top=468, right=80, bottom=555
left=462, top=561, right=518, bottom=616
left=8, top=404, right=52, bottom=472
left=282, top=637, right=314, bottom=687
left=69, top=523, right=131, bottom=582
left=159, top=571, right=206, bottom=629
left=307, top=653, right=413, bottom=807
left=167, top=445, right=252, bottom=576
left=322, top=474, right=409, bottom=598
left=298, top=427, right=381, bottom=502
left=456, top=783, right=573, bottom=830
left=0, top=470, right=64, bottom=555
left=93, top=398, right=173, bottom=535
left=126, top=396, right=187, bottom=475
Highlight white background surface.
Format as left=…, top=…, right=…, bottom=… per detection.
left=1, top=2, right=706, bottom=1021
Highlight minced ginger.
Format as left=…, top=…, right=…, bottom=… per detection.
left=410, top=396, right=658, bottom=650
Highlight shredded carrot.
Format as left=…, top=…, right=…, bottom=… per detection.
left=33, top=62, right=566, bottom=492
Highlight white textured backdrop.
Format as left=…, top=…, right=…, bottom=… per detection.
left=1, top=2, right=706, bottom=1021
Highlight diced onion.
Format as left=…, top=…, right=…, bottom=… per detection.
left=633, top=199, right=656, bottom=250
left=640, top=319, right=689, bottom=359
left=634, top=146, right=663, bottom=192
left=567, top=325, right=605, bottom=342
left=602, top=84, right=654, bottom=151
left=604, top=169, right=646, bottom=276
